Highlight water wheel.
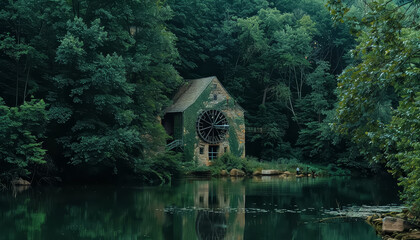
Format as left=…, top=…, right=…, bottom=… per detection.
left=196, top=110, right=229, bottom=144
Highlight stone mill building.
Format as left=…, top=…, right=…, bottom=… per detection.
left=162, top=76, right=245, bottom=165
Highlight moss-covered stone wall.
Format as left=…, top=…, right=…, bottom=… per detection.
left=173, top=113, right=183, bottom=140
left=182, top=78, right=245, bottom=165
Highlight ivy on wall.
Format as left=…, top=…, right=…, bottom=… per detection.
left=180, top=80, right=245, bottom=162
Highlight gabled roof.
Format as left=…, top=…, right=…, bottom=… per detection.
left=165, top=76, right=215, bottom=113
left=165, top=76, right=245, bottom=113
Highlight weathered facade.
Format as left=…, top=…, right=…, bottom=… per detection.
left=162, top=76, right=245, bottom=165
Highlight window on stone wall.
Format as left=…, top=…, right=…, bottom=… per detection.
left=224, top=147, right=227, bottom=153
left=200, top=147, right=204, bottom=154
left=208, top=145, right=219, bottom=161
left=213, top=94, right=217, bottom=100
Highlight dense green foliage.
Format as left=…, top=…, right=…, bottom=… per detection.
left=327, top=0, right=419, bottom=214
left=0, top=97, right=47, bottom=181
left=0, top=0, right=180, bottom=182
left=211, top=153, right=252, bottom=173
left=207, top=153, right=349, bottom=177
left=166, top=0, right=365, bottom=169
left=0, top=0, right=372, bottom=182
left=169, top=0, right=352, bottom=161
left=0, top=0, right=418, bottom=218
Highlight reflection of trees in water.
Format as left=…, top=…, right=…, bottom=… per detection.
left=1, top=178, right=389, bottom=240
left=195, top=211, right=227, bottom=240
left=244, top=177, right=399, bottom=240
left=296, top=219, right=380, bottom=240
left=0, top=186, right=193, bottom=240
left=246, top=177, right=399, bottom=211
left=0, top=180, right=246, bottom=239
left=0, top=191, right=45, bottom=240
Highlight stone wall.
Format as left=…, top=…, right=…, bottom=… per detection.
left=183, top=78, right=245, bottom=165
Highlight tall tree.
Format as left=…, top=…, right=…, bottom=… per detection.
left=167, top=0, right=269, bottom=78
left=166, top=0, right=356, bottom=162
left=49, top=17, right=140, bottom=175
left=295, top=61, right=336, bottom=160
left=328, top=0, right=420, bottom=213
left=0, top=0, right=68, bottom=106
left=226, top=8, right=317, bottom=160
left=0, top=97, right=47, bottom=181
left=47, top=0, right=181, bottom=177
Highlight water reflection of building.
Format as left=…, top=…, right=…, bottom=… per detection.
left=193, top=180, right=245, bottom=240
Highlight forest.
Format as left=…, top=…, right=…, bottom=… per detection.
left=0, top=0, right=418, bottom=215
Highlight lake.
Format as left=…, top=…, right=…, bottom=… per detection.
left=0, top=176, right=401, bottom=240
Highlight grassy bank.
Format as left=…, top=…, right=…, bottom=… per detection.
left=183, top=153, right=352, bottom=177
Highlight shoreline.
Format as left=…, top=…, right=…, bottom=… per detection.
left=366, top=211, right=420, bottom=240
left=324, top=206, right=420, bottom=240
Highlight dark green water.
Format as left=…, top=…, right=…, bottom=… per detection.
left=0, top=176, right=401, bottom=240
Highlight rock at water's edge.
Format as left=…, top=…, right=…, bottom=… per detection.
left=230, top=169, right=245, bottom=177
left=383, top=217, right=405, bottom=233
left=11, top=178, right=31, bottom=186
left=261, top=170, right=281, bottom=175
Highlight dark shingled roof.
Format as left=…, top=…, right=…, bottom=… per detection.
left=165, top=76, right=215, bottom=113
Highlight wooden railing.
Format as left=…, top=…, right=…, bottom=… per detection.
left=245, top=127, right=264, bottom=133
left=166, top=139, right=183, bottom=151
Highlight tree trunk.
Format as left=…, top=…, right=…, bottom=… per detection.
left=287, top=96, right=301, bottom=130
left=15, top=60, right=19, bottom=106
left=262, top=87, right=268, bottom=105
left=299, top=67, right=304, bottom=99
left=23, top=65, right=31, bottom=103
left=15, top=25, right=20, bottom=106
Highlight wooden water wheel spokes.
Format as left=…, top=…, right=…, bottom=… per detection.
left=196, top=110, right=229, bottom=144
